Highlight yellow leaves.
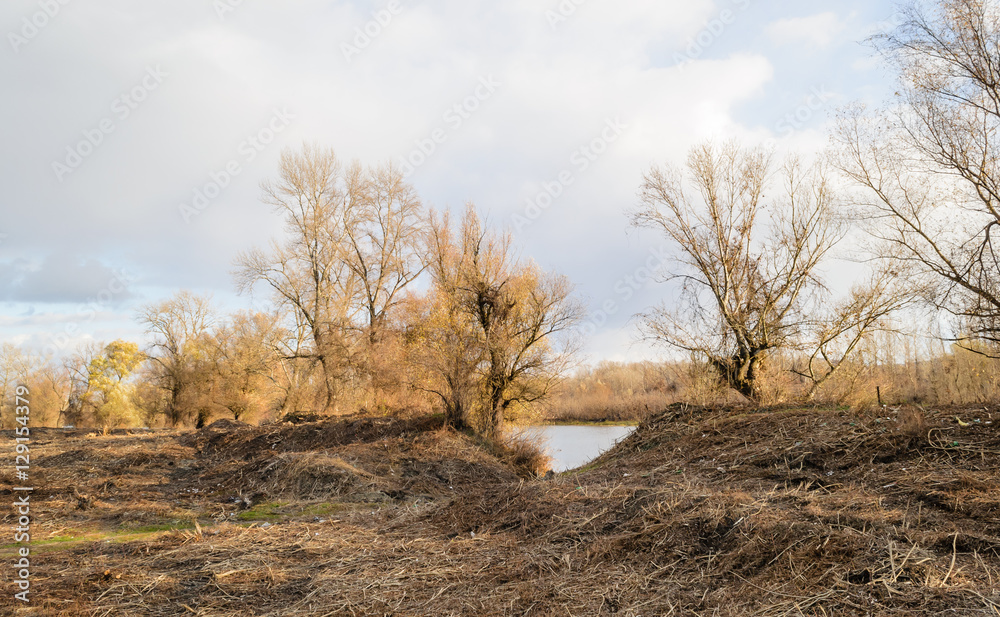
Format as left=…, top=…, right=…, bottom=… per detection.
left=82, top=340, right=144, bottom=429
left=86, top=340, right=142, bottom=391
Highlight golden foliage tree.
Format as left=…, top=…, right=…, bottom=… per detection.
left=84, top=339, right=144, bottom=429
left=424, top=205, right=582, bottom=438
left=210, top=310, right=284, bottom=422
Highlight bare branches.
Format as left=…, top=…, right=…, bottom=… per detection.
left=136, top=291, right=216, bottom=426
left=794, top=262, right=916, bottom=399
left=838, top=0, right=1000, bottom=346
left=233, top=145, right=426, bottom=411
left=422, top=205, right=582, bottom=437
left=632, top=141, right=847, bottom=401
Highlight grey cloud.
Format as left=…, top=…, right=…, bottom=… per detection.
left=0, top=253, right=133, bottom=304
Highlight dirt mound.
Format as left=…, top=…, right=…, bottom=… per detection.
left=223, top=452, right=376, bottom=501
left=184, top=415, right=519, bottom=508
left=182, top=414, right=445, bottom=457
left=278, top=410, right=327, bottom=424
left=407, top=404, right=1000, bottom=614
left=17, top=406, right=1000, bottom=616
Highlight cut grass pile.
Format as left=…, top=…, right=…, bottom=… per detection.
left=3, top=404, right=1000, bottom=615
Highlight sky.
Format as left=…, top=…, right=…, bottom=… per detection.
left=0, top=0, right=905, bottom=365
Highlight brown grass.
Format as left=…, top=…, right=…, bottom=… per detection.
left=489, top=428, right=552, bottom=477
left=5, top=405, right=1000, bottom=615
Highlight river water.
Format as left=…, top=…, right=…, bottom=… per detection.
left=528, top=425, right=636, bottom=472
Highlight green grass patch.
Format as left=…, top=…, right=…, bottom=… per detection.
left=126, top=521, right=197, bottom=534
left=0, top=522, right=206, bottom=557
left=236, top=502, right=288, bottom=521
left=299, top=502, right=347, bottom=517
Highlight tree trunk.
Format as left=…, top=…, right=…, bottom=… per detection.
left=445, top=400, right=467, bottom=430
left=712, top=351, right=766, bottom=403
left=317, top=354, right=338, bottom=413
left=482, top=378, right=506, bottom=441
left=167, top=382, right=183, bottom=427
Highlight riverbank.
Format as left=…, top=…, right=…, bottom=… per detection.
left=531, top=418, right=639, bottom=427
left=4, top=404, right=1000, bottom=615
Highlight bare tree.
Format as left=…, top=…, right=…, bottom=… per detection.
left=632, top=142, right=846, bottom=401
left=414, top=216, right=486, bottom=429
left=211, top=310, right=283, bottom=422
left=272, top=309, right=324, bottom=415
left=834, top=0, right=1000, bottom=349
left=235, top=144, right=425, bottom=412
left=137, top=291, right=215, bottom=426
left=426, top=205, right=582, bottom=438
left=63, top=341, right=103, bottom=427
left=794, top=262, right=914, bottom=399
left=235, top=145, right=354, bottom=412
left=343, top=163, right=426, bottom=343
left=0, top=344, right=37, bottom=428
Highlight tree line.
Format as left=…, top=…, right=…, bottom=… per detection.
left=1, top=146, right=581, bottom=439
left=4, top=0, right=1000, bottom=433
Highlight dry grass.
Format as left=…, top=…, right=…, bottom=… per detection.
left=489, top=428, right=552, bottom=477
left=5, top=405, right=1000, bottom=615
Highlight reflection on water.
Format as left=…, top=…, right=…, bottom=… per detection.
left=529, top=425, right=636, bottom=472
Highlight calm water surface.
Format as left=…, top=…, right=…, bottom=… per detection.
left=529, top=425, right=636, bottom=472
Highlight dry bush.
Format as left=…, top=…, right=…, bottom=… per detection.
left=549, top=360, right=699, bottom=422
left=679, top=360, right=744, bottom=406
left=355, top=329, right=435, bottom=418
left=895, top=405, right=928, bottom=446
left=751, top=354, right=801, bottom=405
left=818, top=342, right=1000, bottom=409
left=548, top=390, right=674, bottom=423
left=489, top=428, right=551, bottom=477
left=806, top=360, right=880, bottom=409
left=253, top=453, right=374, bottom=500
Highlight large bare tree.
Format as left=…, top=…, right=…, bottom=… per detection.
left=835, top=0, right=1000, bottom=348
left=235, top=144, right=425, bottom=412
left=632, top=142, right=846, bottom=401
left=343, top=163, right=425, bottom=343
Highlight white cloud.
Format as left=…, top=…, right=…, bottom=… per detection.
left=0, top=0, right=890, bottom=360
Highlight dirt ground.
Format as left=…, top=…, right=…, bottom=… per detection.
left=3, top=404, right=1000, bottom=616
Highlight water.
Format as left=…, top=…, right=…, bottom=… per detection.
left=529, top=425, right=636, bottom=472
